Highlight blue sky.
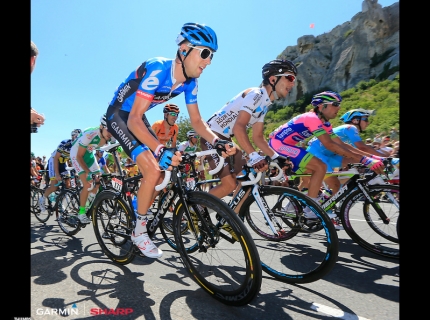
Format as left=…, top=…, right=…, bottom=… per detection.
left=31, top=0, right=398, bottom=158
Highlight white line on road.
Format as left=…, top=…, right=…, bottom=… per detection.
left=311, top=303, right=371, bottom=320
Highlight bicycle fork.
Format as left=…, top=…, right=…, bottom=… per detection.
left=357, top=184, right=391, bottom=224
left=251, top=185, right=284, bottom=236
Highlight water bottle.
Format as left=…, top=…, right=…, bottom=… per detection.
left=132, top=197, right=138, bottom=217
left=48, top=193, right=57, bottom=203
left=85, top=193, right=97, bottom=211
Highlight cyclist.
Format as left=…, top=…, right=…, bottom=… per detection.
left=38, top=129, right=82, bottom=212
left=178, top=129, right=206, bottom=187
left=105, top=22, right=235, bottom=258
left=268, top=91, right=385, bottom=220
left=69, top=115, right=113, bottom=224
left=31, top=152, right=39, bottom=186
left=306, top=108, right=389, bottom=194
left=151, top=104, right=180, bottom=147
left=95, top=148, right=110, bottom=175
left=200, top=59, right=296, bottom=238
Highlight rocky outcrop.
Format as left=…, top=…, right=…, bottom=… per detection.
left=277, top=0, right=399, bottom=105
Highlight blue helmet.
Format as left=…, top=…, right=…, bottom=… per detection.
left=340, top=109, right=375, bottom=123
left=175, top=23, right=218, bottom=51
left=311, top=91, right=342, bottom=107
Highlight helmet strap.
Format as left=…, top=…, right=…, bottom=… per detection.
left=176, top=49, right=191, bottom=81
left=269, top=77, right=281, bottom=100
left=164, top=115, right=174, bottom=127
left=317, top=105, right=329, bottom=122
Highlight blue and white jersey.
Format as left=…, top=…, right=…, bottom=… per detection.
left=109, top=57, right=198, bottom=112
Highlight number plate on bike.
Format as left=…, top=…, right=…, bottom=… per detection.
left=112, top=177, right=123, bottom=191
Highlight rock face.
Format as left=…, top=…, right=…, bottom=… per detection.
left=278, top=0, right=399, bottom=105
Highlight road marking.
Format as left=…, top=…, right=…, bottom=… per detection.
left=311, top=303, right=371, bottom=320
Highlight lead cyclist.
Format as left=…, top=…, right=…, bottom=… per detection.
left=105, top=22, right=235, bottom=259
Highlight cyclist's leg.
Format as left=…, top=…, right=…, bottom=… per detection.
left=39, top=157, right=60, bottom=211
left=270, top=139, right=326, bottom=200
left=106, top=106, right=163, bottom=258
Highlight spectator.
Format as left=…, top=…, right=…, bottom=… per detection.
left=391, top=141, right=399, bottom=158
left=371, top=138, right=390, bottom=156
left=390, top=127, right=399, bottom=142
left=125, top=158, right=139, bottom=177
left=31, top=41, right=45, bottom=131
left=365, top=138, right=373, bottom=147
left=380, top=136, right=394, bottom=154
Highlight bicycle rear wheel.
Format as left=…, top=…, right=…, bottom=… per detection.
left=173, top=191, right=262, bottom=306
left=339, top=184, right=399, bottom=259
left=56, top=189, right=81, bottom=236
left=31, top=187, right=51, bottom=223
left=91, top=190, right=135, bottom=265
left=241, top=185, right=339, bottom=284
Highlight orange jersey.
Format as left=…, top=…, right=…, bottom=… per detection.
left=151, top=120, right=178, bottom=147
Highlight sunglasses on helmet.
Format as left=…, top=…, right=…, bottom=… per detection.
left=187, top=43, right=214, bottom=60
left=274, top=74, right=296, bottom=82
left=168, top=112, right=179, bottom=117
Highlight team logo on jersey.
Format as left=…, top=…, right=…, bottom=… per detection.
left=215, top=110, right=237, bottom=129
left=279, top=145, right=300, bottom=157
left=117, top=83, right=131, bottom=103
left=140, top=70, right=162, bottom=90
left=276, top=127, right=292, bottom=139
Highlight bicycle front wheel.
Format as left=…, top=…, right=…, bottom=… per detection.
left=241, top=185, right=339, bottom=284
left=31, top=187, right=51, bottom=223
left=56, top=189, right=81, bottom=236
left=339, top=184, right=399, bottom=259
left=91, top=190, right=135, bottom=265
left=173, top=191, right=262, bottom=306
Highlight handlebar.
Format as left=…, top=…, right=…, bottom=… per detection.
left=155, top=149, right=226, bottom=191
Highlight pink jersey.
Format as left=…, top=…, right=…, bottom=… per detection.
left=269, top=111, right=335, bottom=145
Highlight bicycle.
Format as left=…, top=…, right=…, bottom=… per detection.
left=172, top=156, right=339, bottom=284
left=90, top=144, right=262, bottom=306
left=283, top=158, right=399, bottom=259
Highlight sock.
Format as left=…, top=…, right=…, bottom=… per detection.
left=79, top=206, right=86, bottom=215
left=134, top=213, right=153, bottom=236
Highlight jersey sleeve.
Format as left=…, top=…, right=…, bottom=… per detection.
left=136, top=58, right=169, bottom=101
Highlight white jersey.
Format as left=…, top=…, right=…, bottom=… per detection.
left=206, top=87, right=272, bottom=138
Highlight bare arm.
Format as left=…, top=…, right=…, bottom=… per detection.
left=354, top=140, right=389, bottom=157
left=186, top=103, right=219, bottom=144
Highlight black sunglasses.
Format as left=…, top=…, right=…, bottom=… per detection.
left=324, top=101, right=341, bottom=107
left=361, top=117, right=369, bottom=122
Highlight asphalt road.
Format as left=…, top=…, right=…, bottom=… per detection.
left=29, top=210, right=399, bottom=320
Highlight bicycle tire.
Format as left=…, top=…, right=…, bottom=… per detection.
left=173, top=191, right=262, bottom=306
left=31, top=187, right=51, bottom=223
left=241, top=185, right=339, bottom=284
left=339, top=184, right=399, bottom=259
left=56, top=189, right=81, bottom=236
left=91, top=190, right=135, bottom=265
